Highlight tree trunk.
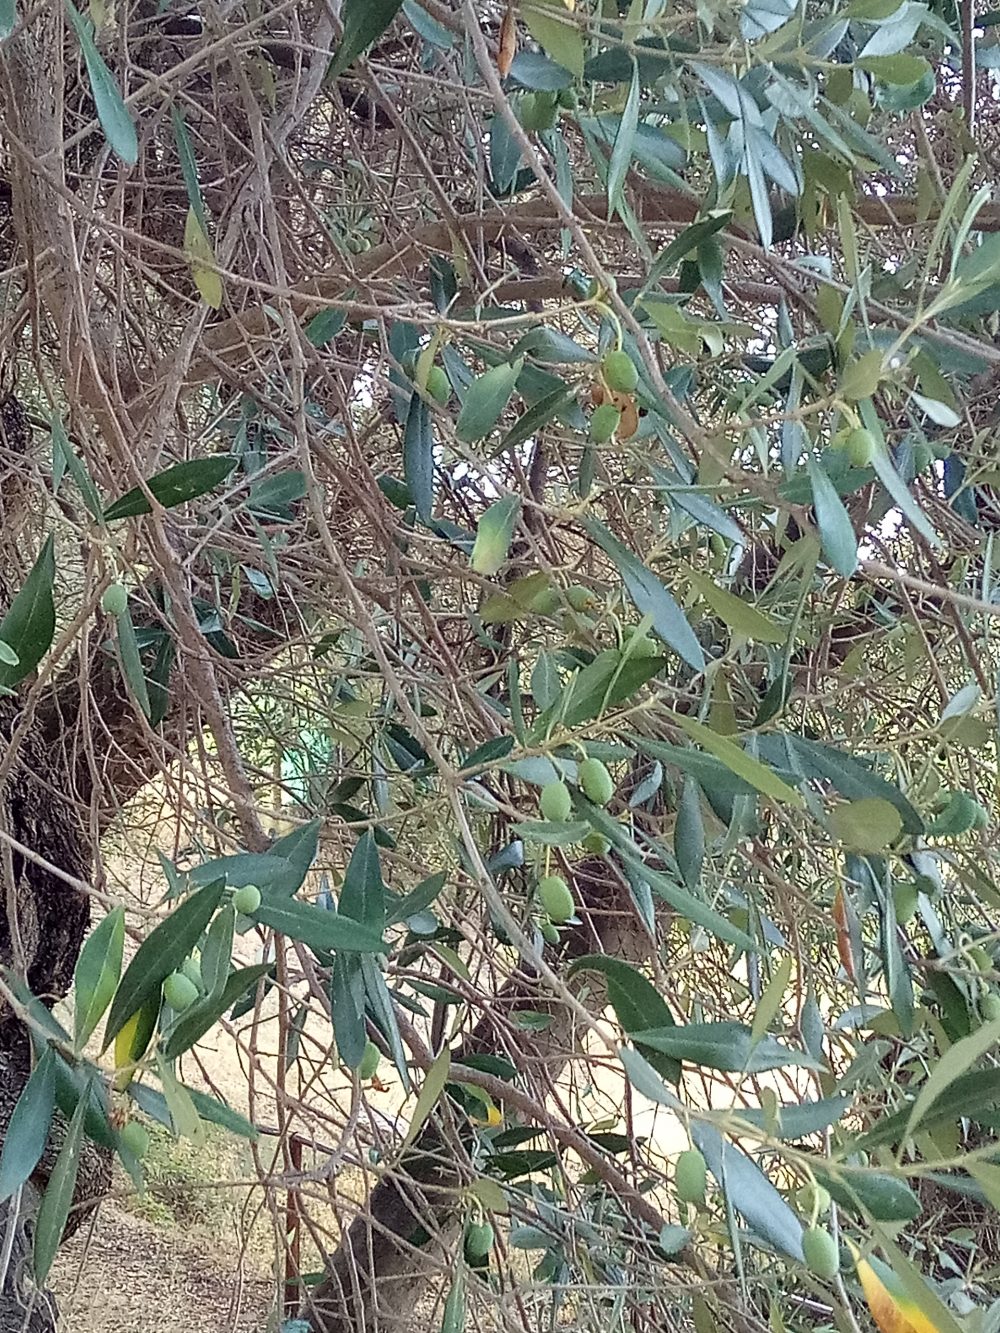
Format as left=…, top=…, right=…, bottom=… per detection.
left=303, top=861, right=651, bottom=1333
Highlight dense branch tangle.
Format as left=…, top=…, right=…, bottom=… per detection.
left=0, top=2, right=999, bottom=1333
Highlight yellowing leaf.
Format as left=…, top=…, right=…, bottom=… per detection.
left=498, top=5, right=517, bottom=77
left=829, top=797, right=902, bottom=853
left=184, top=206, right=223, bottom=310
left=688, top=570, right=784, bottom=644
left=112, top=994, right=159, bottom=1090
left=853, top=1249, right=941, bottom=1333
left=470, top=1099, right=503, bottom=1128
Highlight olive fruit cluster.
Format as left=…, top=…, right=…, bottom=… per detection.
left=534, top=756, right=616, bottom=927
left=162, top=884, right=262, bottom=1013
left=589, top=351, right=640, bottom=441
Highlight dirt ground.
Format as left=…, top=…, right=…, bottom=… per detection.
left=52, top=1203, right=274, bottom=1333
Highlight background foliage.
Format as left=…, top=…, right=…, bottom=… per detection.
left=4, top=0, right=1000, bottom=1331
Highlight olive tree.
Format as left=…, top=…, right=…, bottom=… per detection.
left=1, top=1, right=1000, bottom=1331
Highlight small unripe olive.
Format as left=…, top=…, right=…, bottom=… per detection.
left=578, top=757, right=614, bottom=807
left=802, top=1225, right=840, bottom=1280
left=101, top=583, right=128, bottom=616
left=846, top=427, right=876, bottom=468
left=892, top=882, right=919, bottom=924
left=566, top=584, right=595, bottom=612
left=358, top=1040, right=381, bottom=1080
left=582, top=831, right=611, bottom=855
left=589, top=403, right=621, bottom=443
left=163, top=971, right=199, bottom=1012
left=601, top=350, right=639, bottom=394
left=674, top=1148, right=707, bottom=1205
left=981, top=993, right=1000, bottom=1022
left=539, top=919, right=561, bottom=945
left=969, top=945, right=993, bottom=973
left=120, top=1121, right=150, bottom=1159
left=232, top=883, right=262, bottom=915
left=425, top=366, right=451, bottom=405
left=623, top=629, right=658, bottom=657
left=795, top=1183, right=832, bottom=1217
left=538, top=874, right=575, bottom=924
left=539, top=780, right=573, bottom=823
left=518, top=93, right=558, bottom=132
left=464, top=1221, right=495, bottom=1258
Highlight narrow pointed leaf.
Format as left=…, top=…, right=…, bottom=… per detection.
left=0, top=536, right=55, bottom=688
left=33, top=1088, right=87, bottom=1284
left=0, top=1048, right=57, bottom=1202
left=583, top=518, right=704, bottom=670
left=74, top=907, right=125, bottom=1049
left=64, top=1, right=137, bottom=165
left=104, top=456, right=237, bottom=520
left=471, top=496, right=521, bottom=576
left=455, top=360, right=523, bottom=443
left=328, top=0, right=405, bottom=79
left=808, top=456, right=857, bottom=575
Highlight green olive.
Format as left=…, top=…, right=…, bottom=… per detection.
left=101, top=583, right=128, bottom=616
left=981, top=993, right=1000, bottom=1022
left=795, top=1183, right=832, bottom=1217
left=232, top=884, right=262, bottom=914
left=517, top=93, right=558, bottom=132
left=578, top=757, right=614, bottom=807
left=425, top=366, right=451, bottom=404
left=912, top=442, right=934, bottom=474
left=674, top=1148, right=707, bottom=1205
left=582, top=831, right=611, bottom=856
left=589, top=403, right=621, bottom=443
left=846, top=427, right=876, bottom=468
left=120, top=1121, right=151, bottom=1160
left=358, top=1040, right=381, bottom=1080
left=538, top=874, right=575, bottom=924
left=623, top=629, right=658, bottom=658
left=464, top=1221, right=495, bottom=1258
left=802, top=1226, right=840, bottom=1280
left=539, top=919, right=561, bottom=945
left=566, top=585, right=596, bottom=612
left=539, top=780, right=573, bottom=823
left=969, top=945, right=993, bottom=973
left=163, top=971, right=199, bottom=1012
left=891, top=881, right=919, bottom=924
left=601, top=350, right=639, bottom=394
